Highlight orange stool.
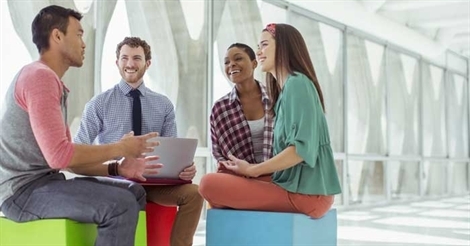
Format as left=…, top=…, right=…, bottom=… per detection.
left=146, top=202, right=177, bottom=246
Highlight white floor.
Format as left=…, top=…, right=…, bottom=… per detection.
left=193, top=195, right=470, bottom=246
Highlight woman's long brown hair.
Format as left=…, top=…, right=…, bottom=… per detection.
left=263, top=23, right=325, bottom=114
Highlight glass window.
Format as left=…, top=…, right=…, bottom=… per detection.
left=446, top=73, right=469, bottom=158
left=389, top=161, right=420, bottom=200
left=422, top=64, right=447, bottom=157
left=423, top=161, right=447, bottom=196
left=347, top=35, right=386, bottom=154
left=447, top=52, right=468, bottom=74
left=334, top=160, right=344, bottom=206
left=212, top=41, right=233, bottom=104
left=73, top=0, right=93, bottom=13
left=258, top=0, right=287, bottom=25
left=348, top=160, right=386, bottom=205
left=387, top=51, right=419, bottom=155
left=101, top=0, right=131, bottom=92
left=192, top=157, right=208, bottom=185
left=191, top=156, right=210, bottom=219
left=0, top=1, right=33, bottom=107
left=450, top=162, right=469, bottom=194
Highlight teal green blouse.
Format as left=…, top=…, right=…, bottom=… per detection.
left=271, top=72, right=341, bottom=195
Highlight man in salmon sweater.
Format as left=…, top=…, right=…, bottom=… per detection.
left=0, top=5, right=160, bottom=246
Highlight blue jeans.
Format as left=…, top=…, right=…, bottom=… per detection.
left=1, top=172, right=146, bottom=246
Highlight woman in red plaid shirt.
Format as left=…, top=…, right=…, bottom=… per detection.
left=200, top=25, right=341, bottom=219
left=208, top=43, right=274, bottom=169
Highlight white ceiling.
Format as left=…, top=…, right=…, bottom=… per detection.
left=359, top=0, right=470, bottom=58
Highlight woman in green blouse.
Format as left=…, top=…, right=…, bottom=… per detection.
left=199, top=23, right=341, bottom=218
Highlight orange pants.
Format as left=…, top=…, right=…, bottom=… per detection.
left=198, top=173, right=334, bottom=219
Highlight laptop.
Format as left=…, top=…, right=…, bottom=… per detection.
left=136, top=137, right=198, bottom=185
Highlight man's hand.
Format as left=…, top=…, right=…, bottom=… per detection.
left=118, top=156, right=163, bottom=181
left=179, top=162, right=196, bottom=181
left=119, top=131, right=159, bottom=158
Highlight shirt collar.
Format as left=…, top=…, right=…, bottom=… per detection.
left=258, top=81, right=270, bottom=103
left=62, top=85, right=70, bottom=93
left=118, top=80, right=148, bottom=97
left=228, top=85, right=238, bottom=104
left=228, top=80, right=270, bottom=104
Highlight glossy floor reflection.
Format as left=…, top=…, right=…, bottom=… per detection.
left=194, top=195, right=470, bottom=246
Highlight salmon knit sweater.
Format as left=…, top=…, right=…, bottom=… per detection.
left=0, top=61, right=74, bottom=206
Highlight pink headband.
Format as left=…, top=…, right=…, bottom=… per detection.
left=265, top=23, right=276, bottom=37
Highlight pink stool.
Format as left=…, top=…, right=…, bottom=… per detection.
left=146, top=202, right=177, bottom=246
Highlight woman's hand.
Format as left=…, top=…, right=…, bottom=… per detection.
left=217, top=161, right=229, bottom=172
left=221, top=155, right=257, bottom=177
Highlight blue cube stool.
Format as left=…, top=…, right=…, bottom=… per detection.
left=206, top=209, right=337, bottom=246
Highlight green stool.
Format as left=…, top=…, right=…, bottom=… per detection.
left=0, top=211, right=147, bottom=246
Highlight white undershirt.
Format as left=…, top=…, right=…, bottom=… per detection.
left=247, top=117, right=265, bottom=163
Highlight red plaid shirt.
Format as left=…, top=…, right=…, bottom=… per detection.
left=210, top=82, right=274, bottom=164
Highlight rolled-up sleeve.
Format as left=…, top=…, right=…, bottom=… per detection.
left=16, top=68, right=74, bottom=169
left=210, top=104, right=226, bottom=161
left=282, top=75, right=321, bottom=168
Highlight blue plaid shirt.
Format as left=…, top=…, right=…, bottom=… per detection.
left=74, top=80, right=176, bottom=145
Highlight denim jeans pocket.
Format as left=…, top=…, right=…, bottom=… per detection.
left=15, top=198, right=41, bottom=222
left=1, top=196, right=40, bottom=222
left=17, top=209, right=41, bottom=222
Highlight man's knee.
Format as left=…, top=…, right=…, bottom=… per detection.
left=111, top=189, right=141, bottom=211
left=183, top=184, right=204, bottom=205
left=128, top=182, right=146, bottom=202
left=106, top=181, right=147, bottom=210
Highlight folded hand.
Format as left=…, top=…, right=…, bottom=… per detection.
left=221, top=155, right=254, bottom=177
left=179, top=162, right=196, bottom=181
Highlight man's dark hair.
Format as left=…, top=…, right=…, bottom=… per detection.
left=116, top=37, right=152, bottom=61
left=32, top=5, right=83, bottom=53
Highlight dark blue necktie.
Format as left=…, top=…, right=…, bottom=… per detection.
left=129, top=90, right=142, bottom=136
